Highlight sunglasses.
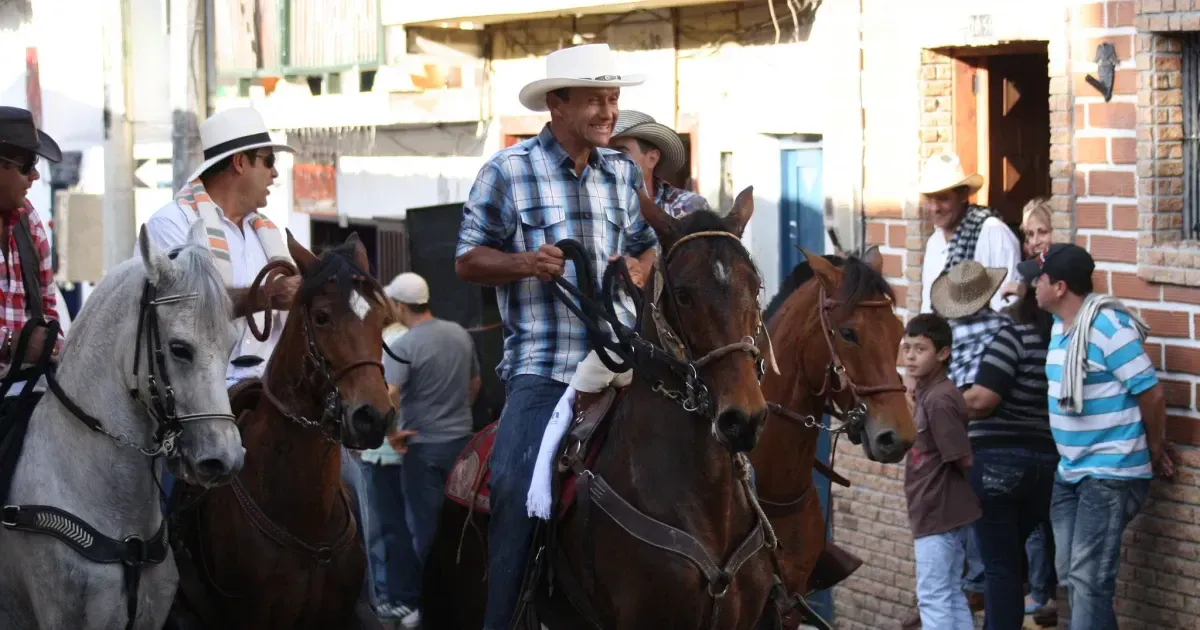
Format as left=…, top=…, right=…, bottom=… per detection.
left=0, top=153, right=38, bottom=176
left=249, top=151, right=276, bottom=170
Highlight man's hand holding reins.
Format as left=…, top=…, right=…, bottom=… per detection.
left=534, top=243, right=566, bottom=281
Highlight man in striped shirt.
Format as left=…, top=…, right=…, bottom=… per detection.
left=1022, top=243, right=1172, bottom=630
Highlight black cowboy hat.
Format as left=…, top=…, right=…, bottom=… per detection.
left=0, top=106, right=63, bottom=163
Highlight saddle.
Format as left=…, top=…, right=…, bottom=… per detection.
left=445, top=387, right=621, bottom=517
left=228, top=378, right=264, bottom=422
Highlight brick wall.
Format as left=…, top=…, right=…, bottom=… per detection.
left=831, top=1, right=1200, bottom=629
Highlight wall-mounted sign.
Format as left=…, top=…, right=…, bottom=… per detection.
left=293, top=162, right=337, bottom=215
left=967, top=14, right=994, bottom=39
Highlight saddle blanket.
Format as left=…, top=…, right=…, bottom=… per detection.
left=444, top=414, right=612, bottom=519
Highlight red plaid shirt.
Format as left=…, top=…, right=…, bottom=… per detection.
left=2, top=201, right=63, bottom=366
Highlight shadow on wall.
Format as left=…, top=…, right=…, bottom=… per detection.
left=0, top=1, right=32, bottom=30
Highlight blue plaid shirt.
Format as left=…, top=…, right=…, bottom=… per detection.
left=457, top=124, right=659, bottom=384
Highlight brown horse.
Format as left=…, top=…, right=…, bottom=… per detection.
left=423, top=189, right=783, bottom=629
left=751, top=249, right=916, bottom=620
left=168, top=234, right=395, bottom=629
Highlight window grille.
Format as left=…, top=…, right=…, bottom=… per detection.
left=1183, top=33, right=1200, bottom=239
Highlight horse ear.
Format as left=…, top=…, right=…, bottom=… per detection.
left=286, top=228, right=319, bottom=273
left=859, top=245, right=884, bottom=273
left=350, top=235, right=371, bottom=272
left=344, top=232, right=361, bottom=248
left=638, top=187, right=679, bottom=249
left=799, top=246, right=837, bottom=289
left=139, top=224, right=167, bottom=285
left=186, top=219, right=208, bottom=248
left=724, top=186, right=755, bottom=237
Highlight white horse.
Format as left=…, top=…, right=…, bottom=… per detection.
left=0, top=222, right=245, bottom=629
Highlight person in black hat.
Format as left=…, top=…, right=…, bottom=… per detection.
left=1021, top=243, right=1173, bottom=630
left=1, top=106, right=65, bottom=486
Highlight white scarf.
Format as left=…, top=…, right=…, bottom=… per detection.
left=173, top=178, right=292, bottom=283
left=1060, top=293, right=1150, bottom=414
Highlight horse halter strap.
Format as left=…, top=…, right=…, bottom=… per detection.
left=119, top=281, right=235, bottom=455
left=811, top=285, right=906, bottom=442
left=647, top=230, right=769, bottom=417
left=249, top=259, right=385, bottom=442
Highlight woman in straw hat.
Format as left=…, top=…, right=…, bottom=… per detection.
left=918, top=153, right=1021, bottom=316
left=608, top=109, right=711, bottom=217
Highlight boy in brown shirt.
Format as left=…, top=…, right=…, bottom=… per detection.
left=901, top=314, right=981, bottom=630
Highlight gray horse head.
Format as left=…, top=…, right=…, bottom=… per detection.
left=133, top=221, right=244, bottom=486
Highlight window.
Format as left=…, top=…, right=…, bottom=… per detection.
left=1183, top=33, right=1200, bottom=239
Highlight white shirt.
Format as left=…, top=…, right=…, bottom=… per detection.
left=920, top=216, right=1021, bottom=314
left=140, top=201, right=286, bottom=387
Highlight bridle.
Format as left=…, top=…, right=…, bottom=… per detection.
left=246, top=259, right=385, bottom=444
left=37, top=278, right=238, bottom=456
left=551, top=231, right=774, bottom=421
left=767, top=284, right=906, bottom=445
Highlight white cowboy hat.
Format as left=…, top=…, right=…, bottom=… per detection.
left=917, top=153, right=985, bottom=195
left=611, top=110, right=686, bottom=177
left=518, top=44, right=646, bottom=112
left=930, top=260, right=1008, bottom=319
left=186, top=107, right=295, bottom=182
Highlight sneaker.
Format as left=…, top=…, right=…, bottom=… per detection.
left=400, top=606, right=421, bottom=629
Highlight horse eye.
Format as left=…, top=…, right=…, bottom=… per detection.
left=168, top=341, right=194, bottom=362
left=673, top=288, right=692, bottom=306
left=839, top=328, right=859, bottom=344
left=313, top=311, right=332, bottom=327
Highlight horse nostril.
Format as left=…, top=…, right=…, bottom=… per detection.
left=197, top=458, right=232, bottom=481
left=875, top=429, right=898, bottom=450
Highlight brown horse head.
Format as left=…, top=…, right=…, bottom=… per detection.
left=637, top=186, right=767, bottom=452
left=790, top=247, right=915, bottom=462
left=281, top=231, right=395, bottom=450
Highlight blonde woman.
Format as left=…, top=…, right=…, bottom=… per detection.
left=1001, top=198, right=1054, bottom=299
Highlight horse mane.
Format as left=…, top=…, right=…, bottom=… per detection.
left=165, top=242, right=234, bottom=322
left=300, top=242, right=389, bottom=308
left=763, top=252, right=893, bottom=323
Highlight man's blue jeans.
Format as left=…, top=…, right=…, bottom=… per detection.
left=1026, top=522, right=1056, bottom=606
left=395, top=436, right=472, bottom=605
left=968, top=447, right=1058, bottom=630
left=359, top=460, right=422, bottom=609
left=1051, top=475, right=1150, bottom=630
left=484, top=374, right=568, bottom=630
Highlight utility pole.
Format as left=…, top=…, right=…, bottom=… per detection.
left=170, top=0, right=207, bottom=192
left=102, top=0, right=136, bottom=270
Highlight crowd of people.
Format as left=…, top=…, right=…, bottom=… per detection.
left=902, top=154, right=1174, bottom=630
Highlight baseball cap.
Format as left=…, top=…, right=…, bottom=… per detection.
left=384, top=272, right=429, bottom=305
left=0, top=106, right=62, bottom=162
left=1017, top=243, right=1095, bottom=287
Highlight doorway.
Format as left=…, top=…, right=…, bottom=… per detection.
left=780, top=144, right=825, bottom=279
left=952, top=45, right=1051, bottom=228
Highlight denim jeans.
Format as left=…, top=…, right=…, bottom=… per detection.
left=914, top=526, right=975, bottom=630
left=396, top=435, right=472, bottom=604
left=1026, top=522, right=1056, bottom=606
left=964, top=525, right=985, bottom=595
left=484, top=374, right=568, bottom=630
left=339, top=449, right=375, bottom=607
left=968, top=447, right=1058, bottom=630
left=360, top=460, right=422, bottom=609
left=1051, top=475, right=1150, bottom=630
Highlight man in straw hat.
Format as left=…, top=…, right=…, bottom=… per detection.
left=455, top=42, right=659, bottom=628
left=142, top=106, right=299, bottom=388
left=609, top=109, right=710, bottom=217
left=918, top=153, right=1020, bottom=315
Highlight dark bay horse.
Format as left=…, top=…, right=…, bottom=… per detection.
left=751, top=248, right=915, bottom=620
left=168, top=233, right=395, bottom=629
left=424, top=188, right=783, bottom=629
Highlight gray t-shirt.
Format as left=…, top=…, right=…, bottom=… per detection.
left=384, top=318, right=478, bottom=444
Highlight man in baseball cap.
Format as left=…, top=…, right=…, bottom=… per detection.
left=1020, top=242, right=1173, bottom=629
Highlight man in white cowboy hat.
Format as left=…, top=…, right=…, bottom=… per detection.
left=141, top=106, right=300, bottom=387
left=918, top=153, right=1020, bottom=315
left=455, top=42, right=658, bottom=629
left=608, top=109, right=710, bottom=217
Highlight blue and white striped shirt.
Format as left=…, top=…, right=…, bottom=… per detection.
left=1046, top=308, right=1157, bottom=482
left=456, top=124, right=659, bottom=384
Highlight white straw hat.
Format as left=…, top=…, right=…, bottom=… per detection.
left=186, top=107, right=295, bottom=182
left=518, top=44, right=645, bottom=112
left=917, top=153, right=984, bottom=195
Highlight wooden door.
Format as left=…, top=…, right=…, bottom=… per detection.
left=987, top=53, right=1051, bottom=226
